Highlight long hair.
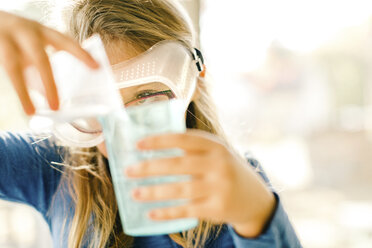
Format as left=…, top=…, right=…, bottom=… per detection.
left=54, top=0, right=227, bottom=247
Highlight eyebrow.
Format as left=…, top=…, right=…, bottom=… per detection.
left=137, top=83, right=169, bottom=91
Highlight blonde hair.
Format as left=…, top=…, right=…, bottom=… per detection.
left=55, top=0, right=228, bottom=247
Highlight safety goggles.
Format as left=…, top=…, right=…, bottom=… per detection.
left=51, top=39, right=204, bottom=147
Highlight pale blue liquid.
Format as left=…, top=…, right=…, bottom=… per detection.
left=99, top=100, right=198, bottom=236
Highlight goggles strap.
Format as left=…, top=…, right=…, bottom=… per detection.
left=192, top=48, right=205, bottom=73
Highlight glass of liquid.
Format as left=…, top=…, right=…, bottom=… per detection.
left=99, top=99, right=198, bottom=236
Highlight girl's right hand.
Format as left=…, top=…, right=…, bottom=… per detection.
left=0, top=11, right=99, bottom=115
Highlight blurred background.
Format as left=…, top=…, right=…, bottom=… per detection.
left=1, top=0, right=372, bottom=247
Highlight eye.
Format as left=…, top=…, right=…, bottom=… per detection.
left=125, top=90, right=175, bottom=107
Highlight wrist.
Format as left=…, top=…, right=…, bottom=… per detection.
left=232, top=192, right=277, bottom=238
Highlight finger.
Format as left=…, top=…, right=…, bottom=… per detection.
left=125, top=155, right=211, bottom=178
left=148, top=198, right=205, bottom=221
left=41, top=26, right=99, bottom=69
left=132, top=179, right=209, bottom=202
left=0, top=40, right=35, bottom=115
left=17, top=32, right=59, bottom=110
left=137, top=130, right=225, bottom=153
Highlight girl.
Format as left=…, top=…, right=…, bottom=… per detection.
left=0, top=0, right=301, bottom=247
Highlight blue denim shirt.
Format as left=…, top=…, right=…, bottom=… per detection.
left=0, top=132, right=302, bottom=247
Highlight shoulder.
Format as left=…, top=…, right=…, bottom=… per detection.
left=0, top=131, right=67, bottom=211
left=0, top=131, right=66, bottom=162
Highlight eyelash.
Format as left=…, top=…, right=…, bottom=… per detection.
left=136, top=90, right=157, bottom=99
left=125, top=90, right=174, bottom=106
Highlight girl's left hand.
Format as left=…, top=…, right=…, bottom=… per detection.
left=124, top=130, right=276, bottom=238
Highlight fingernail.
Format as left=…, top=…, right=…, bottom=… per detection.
left=92, top=60, right=100, bottom=69
left=136, top=140, right=146, bottom=149
left=132, top=189, right=141, bottom=198
left=125, top=166, right=135, bottom=176
left=148, top=211, right=157, bottom=219
left=25, top=106, right=36, bottom=116
left=50, top=101, right=59, bottom=111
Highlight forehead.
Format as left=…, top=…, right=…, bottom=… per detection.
left=103, top=40, right=171, bottom=93
left=103, top=39, right=143, bottom=65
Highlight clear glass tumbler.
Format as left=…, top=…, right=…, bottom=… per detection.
left=99, top=99, right=198, bottom=236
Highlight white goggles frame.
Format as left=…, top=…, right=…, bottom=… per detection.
left=112, top=40, right=199, bottom=102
